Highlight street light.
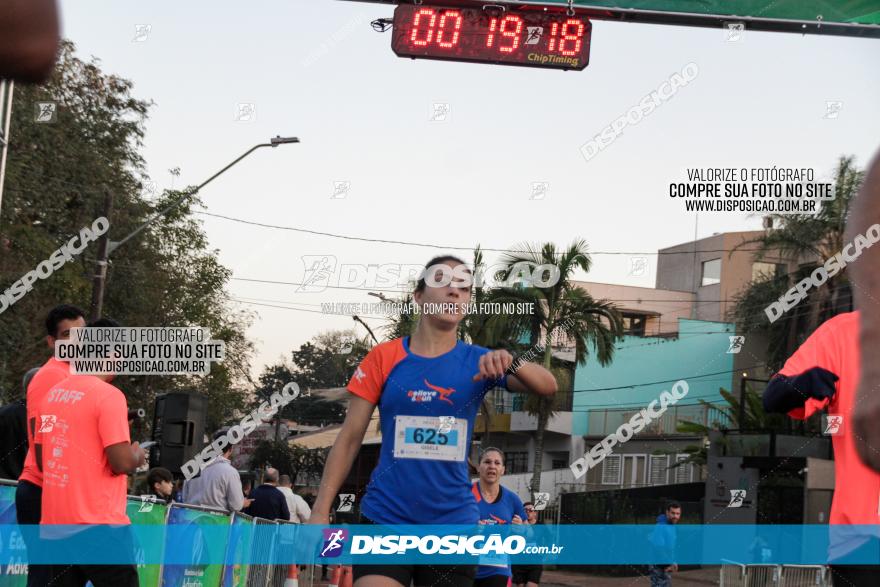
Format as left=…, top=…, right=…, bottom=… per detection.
left=89, top=135, right=300, bottom=320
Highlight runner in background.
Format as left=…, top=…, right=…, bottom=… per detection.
left=511, top=502, right=542, bottom=587
left=472, top=447, right=527, bottom=587
left=309, top=255, right=557, bottom=587
left=15, top=304, right=85, bottom=587
left=648, top=502, right=681, bottom=587
left=762, top=311, right=880, bottom=586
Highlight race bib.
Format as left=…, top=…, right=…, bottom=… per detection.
left=478, top=550, right=510, bottom=568
left=393, top=415, right=467, bottom=461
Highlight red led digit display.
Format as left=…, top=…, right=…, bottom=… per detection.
left=391, top=5, right=592, bottom=70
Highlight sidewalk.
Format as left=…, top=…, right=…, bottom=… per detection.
left=540, top=567, right=720, bottom=587
left=298, top=566, right=721, bottom=586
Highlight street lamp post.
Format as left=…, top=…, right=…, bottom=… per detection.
left=89, top=135, right=299, bottom=321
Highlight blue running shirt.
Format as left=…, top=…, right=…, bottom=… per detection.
left=472, top=482, right=527, bottom=578
left=347, top=337, right=507, bottom=525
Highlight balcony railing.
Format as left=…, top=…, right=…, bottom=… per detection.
left=586, top=403, right=731, bottom=436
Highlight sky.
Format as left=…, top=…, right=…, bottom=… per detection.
left=55, top=0, right=880, bottom=375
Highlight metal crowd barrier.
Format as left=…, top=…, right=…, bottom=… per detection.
left=779, top=565, right=828, bottom=587
left=720, top=563, right=830, bottom=587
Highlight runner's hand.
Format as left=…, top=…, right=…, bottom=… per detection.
left=511, top=515, right=524, bottom=524
left=473, top=350, right=513, bottom=381
left=666, top=564, right=678, bottom=573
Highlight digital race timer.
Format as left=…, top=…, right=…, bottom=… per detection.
left=391, top=4, right=592, bottom=70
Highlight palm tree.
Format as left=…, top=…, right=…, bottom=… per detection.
left=492, top=240, right=623, bottom=496
left=672, top=384, right=793, bottom=468
left=731, top=156, right=864, bottom=368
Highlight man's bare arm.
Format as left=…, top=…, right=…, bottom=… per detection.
left=0, top=0, right=59, bottom=83
left=844, top=147, right=880, bottom=472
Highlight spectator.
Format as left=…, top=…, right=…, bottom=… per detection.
left=182, top=430, right=248, bottom=513
left=243, top=468, right=290, bottom=521
left=16, top=304, right=85, bottom=587
left=35, top=317, right=146, bottom=586
left=277, top=474, right=311, bottom=523
left=0, top=368, right=38, bottom=480
left=172, top=478, right=185, bottom=502
left=648, top=502, right=681, bottom=587
left=146, top=467, right=174, bottom=504
left=512, top=501, right=543, bottom=587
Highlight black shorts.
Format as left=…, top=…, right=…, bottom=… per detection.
left=830, top=565, right=880, bottom=587
left=352, top=563, right=477, bottom=587
left=511, top=564, right=542, bottom=585
left=475, top=573, right=511, bottom=587
left=352, top=517, right=477, bottom=587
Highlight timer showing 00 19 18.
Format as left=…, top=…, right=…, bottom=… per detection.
left=391, top=5, right=593, bottom=71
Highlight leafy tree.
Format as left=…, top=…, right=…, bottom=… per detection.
left=256, top=329, right=365, bottom=429
left=250, top=440, right=327, bottom=485
left=730, top=156, right=864, bottom=369
left=672, top=385, right=796, bottom=468
left=0, top=40, right=254, bottom=428
left=493, top=240, right=623, bottom=495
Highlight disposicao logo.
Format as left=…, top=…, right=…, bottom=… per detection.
left=320, top=528, right=348, bottom=558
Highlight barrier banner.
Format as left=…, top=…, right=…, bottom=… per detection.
left=126, top=496, right=168, bottom=587
left=221, top=512, right=253, bottom=587
left=161, top=503, right=230, bottom=587
left=0, top=484, right=26, bottom=587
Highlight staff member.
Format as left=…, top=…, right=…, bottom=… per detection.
left=763, top=311, right=880, bottom=586
left=16, top=304, right=85, bottom=587
left=35, top=318, right=146, bottom=586
left=472, top=447, right=527, bottom=587
left=309, top=255, right=557, bottom=587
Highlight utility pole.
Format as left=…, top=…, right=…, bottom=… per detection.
left=0, top=80, right=14, bottom=220
left=87, top=136, right=299, bottom=318
left=89, top=188, right=113, bottom=321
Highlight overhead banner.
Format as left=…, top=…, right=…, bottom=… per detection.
left=346, top=1, right=880, bottom=37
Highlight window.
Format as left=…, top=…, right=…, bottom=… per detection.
left=752, top=262, right=783, bottom=281
left=673, top=454, right=693, bottom=483
left=551, top=453, right=569, bottom=470
left=621, top=313, right=647, bottom=336
left=701, top=259, right=721, bottom=286
left=507, top=452, right=528, bottom=474
left=601, top=454, right=622, bottom=485
left=649, top=455, right=669, bottom=485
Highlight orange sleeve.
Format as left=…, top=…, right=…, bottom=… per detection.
left=779, top=319, right=841, bottom=420
left=98, top=388, right=131, bottom=447
left=347, top=339, right=406, bottom=404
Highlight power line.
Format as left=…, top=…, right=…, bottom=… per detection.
left=195, top=210, right=765, bottom=257
left=570, top=364, right=767, bottom=393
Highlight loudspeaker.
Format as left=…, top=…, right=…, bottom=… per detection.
left=150, top=392, right=208, bottom=474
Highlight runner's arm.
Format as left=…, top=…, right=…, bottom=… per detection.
left=473, top=350, right=557, bottom=396
left=507, top=362, right=557, bottom=396
left=308, top=396, right=375, bottom=523
left=846, top=148, right=880, bottom=471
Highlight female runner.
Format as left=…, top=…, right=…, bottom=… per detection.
left=309, top=255, right=557, bottom=587
left=472, top=447, right=528, bottom=587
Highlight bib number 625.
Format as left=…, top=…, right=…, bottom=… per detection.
left=413, top=427, right=449, bottom=445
